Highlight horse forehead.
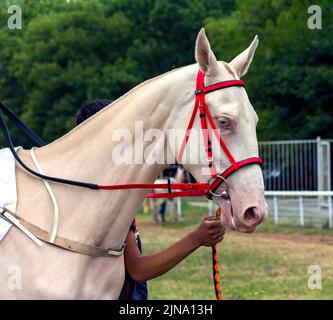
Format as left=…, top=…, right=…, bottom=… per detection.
left=218, top=61, right=238, bottom=79
left=206, top=87, right=247, bottom=115
left=215, top=62, right=258, bottom=121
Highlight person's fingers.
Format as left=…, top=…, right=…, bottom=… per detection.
left=203, top=216, right=216, bottom=222
left=204, top=215, right=223, bottom=222
left=215, top=235, right=224, bottom=243
left=205, top=222, right=217, bottom=231
left=212, top=233, right=224, bottom=243
left=212, top=221, right=224, bottom=230
left=211, top=228, right=225, bottom=239
left=207, top=221, right=223, bottom=231
left=218, top=226, right=225, bottom=235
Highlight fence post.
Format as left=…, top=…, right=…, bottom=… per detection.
left=328, top=196, right=333, bottom=229
left=327, top=142, right=331, bottom=192
left=299, top=196, right=304, bottom=226
left=317, top=136, right=323, bottom=190
left=177, top=198, right=182, bottom=217
left=208, top=200, right=214, bottom=216
left=316, top=136, right=325, bottom=210
left=273, top=196, right=279, bottom=224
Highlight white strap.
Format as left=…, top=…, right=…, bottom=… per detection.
left=30, top=148, right=59, bottom=243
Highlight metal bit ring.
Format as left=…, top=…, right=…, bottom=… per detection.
left=208, top=175, right=230, bottom=199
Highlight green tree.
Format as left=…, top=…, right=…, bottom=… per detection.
left=206, top=0, right=333, bottom=139
left=0, top=0, right=235, bottom=144
left=0, top=0, right=331, bottom=145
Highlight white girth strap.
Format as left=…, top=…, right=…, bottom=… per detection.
left=30, top=147, right=59, bottom=243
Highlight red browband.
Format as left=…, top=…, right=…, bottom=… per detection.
left=195, top=79, right=246, bottom=95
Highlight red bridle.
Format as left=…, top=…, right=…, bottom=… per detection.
left=176, top=69, right=263, bottom=199
left=97, top=69, right=263, bottom=199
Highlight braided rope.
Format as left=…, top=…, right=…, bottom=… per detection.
left=212, top=208, right=223, bottom=300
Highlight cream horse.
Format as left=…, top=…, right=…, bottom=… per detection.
left=0, top=29, right=267, bottom=299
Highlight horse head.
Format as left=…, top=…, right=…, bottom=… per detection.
left=171, top=29, right=268, bottom=233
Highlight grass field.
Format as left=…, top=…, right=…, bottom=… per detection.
left=136, top=201, right=333, bottom=300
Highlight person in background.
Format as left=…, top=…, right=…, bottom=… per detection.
left=76, top=100, right=225, bottom=300
left=158, top=167, right=185, bottom=223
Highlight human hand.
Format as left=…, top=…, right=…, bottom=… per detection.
left=192, top=216, right=225, bottom=247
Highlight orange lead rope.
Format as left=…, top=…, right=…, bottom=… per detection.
left=212, top=208, right=223, bottom=300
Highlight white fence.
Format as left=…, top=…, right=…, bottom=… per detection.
left=259, top=138, right=332, bottom=229
left=165, top=138, right=333, bottom=229
left=182, top=191, right=333, bottom=229
left=265, top=191, right=333, bottom=229
left=259, top=137, right=331, bottom=191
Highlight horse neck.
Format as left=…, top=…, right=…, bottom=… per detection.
left=42, top=65, right=195, bottom=176
left=30, top=66, right=195, bottom=248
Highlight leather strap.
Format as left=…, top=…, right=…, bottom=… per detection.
left=2, top=208, right=124, bottom=257
left=0, top=101, right=46, bottom=147
left=30, top=147, right=59, bottom=243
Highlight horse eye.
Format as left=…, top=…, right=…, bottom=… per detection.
left=219, top=117, right=230, bottom=128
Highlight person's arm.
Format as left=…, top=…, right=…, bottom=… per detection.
left=124, top=216, right=225, bottom=283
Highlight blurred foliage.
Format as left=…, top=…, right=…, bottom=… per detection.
left=206, top=0, right=333, bottom=140
left=0, top=0, right=331, bottom=146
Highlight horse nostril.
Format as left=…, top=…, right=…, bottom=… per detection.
left=243, top=207, right=259, bottom=222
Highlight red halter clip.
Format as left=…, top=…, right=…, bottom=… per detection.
left=178, top=69, right=263, bottom=199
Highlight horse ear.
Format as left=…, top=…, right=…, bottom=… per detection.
left=195, top=28, right=219, bottom=76
left=229, top=35, right=259, bottom=77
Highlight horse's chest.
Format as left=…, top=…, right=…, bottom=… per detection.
left=0, top=228, right=125, bottom=299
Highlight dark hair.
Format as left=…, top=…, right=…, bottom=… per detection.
left=75, top=99, right=112, bottom=125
